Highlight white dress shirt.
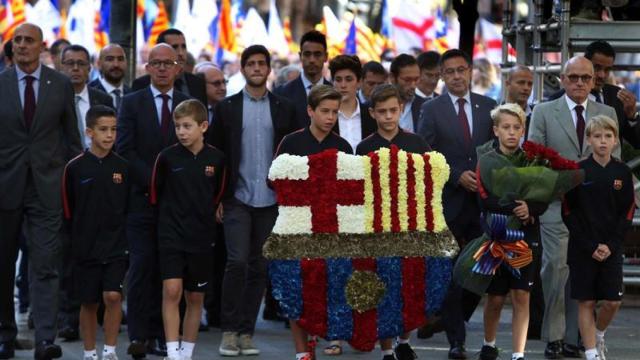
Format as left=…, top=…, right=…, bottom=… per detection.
left=565, top=95, right=589, bottom=129
left=338, top=101, right=362, bottom=153
left=150, top=85, right=174, bottom=124
left=75, top=86, right=91, bottom=149
left=99, top=77, right=125, bottom=108
left=448, top=91, right=474, bottom=135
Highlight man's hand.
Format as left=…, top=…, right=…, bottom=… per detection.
left=458, top=170, right=478, bottom=192
left=617, top=88, right=638, bottom=119
left=216, top=203, right=224, bottom=223
left=597, top=243, right=611, bottom=260
left=513, top=200, right=530, bottom=221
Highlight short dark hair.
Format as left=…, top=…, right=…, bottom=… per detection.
left=50, top=38, right=71, bottom=56
left=86, top=105, right=116, bottom=129
left=308, top=84, right=342, bottom=110
left=585, top=40, right=616, bottom=61
left=241, top=45, right=271, bottom=68
left=174, top=99, right=208, bottom=125
left=300, top=30, right=327, bottom=51
left=361, top=61, right=386, bottom=78
left=157, top=28, right=184, bottom=45
left=61, top=44, right=90, bottom=62
left=390, top=54, right=417, bottom=78
left=439, top=49, right=471, bottom=67
left=329, top=55, right=362, bottom=80
left=417, top=51, right=441, bottom=70
left=369, top=84, right=402, bottom=108
left=3, top=40, right=13, bottom=61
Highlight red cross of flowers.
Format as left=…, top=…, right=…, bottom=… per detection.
left=273, top=149, right=365, bottom=233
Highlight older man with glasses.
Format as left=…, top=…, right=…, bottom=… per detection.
left=116, top=43, right=192, bottom=359
left=528, top=55, right=619, bottom=359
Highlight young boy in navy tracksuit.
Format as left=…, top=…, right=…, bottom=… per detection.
left=563, top=115, right=635, bottom=360
left=150, top=99, right=226, bottom=360
left=62, top=105, right=129, bottom=360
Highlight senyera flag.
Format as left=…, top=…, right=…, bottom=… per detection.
left=265, top=146, right=459, bottom=351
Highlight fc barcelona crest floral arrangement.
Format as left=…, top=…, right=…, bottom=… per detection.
left=265, top=145, right=459, bottom=351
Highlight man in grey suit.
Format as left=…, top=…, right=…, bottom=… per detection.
left=0, top=23, right=81, bottom=360
left=528, top=55, right=618, bottom=359
left=417, top=49, right=497, bottom=359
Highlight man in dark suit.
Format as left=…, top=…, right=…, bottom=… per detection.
left=55, top=44, right=115, bottom=341
left=503, top=65, right=535, bottom=140
left=417, top=49, right=497, bottom=360
left=328, top=54, right=377, bottom=151
left=390, top=54, right=426, bottom=133
left=416, top=51, right=441, bottom=101
left=88, top=43, right=131, bottom=112
left=0, top=23, right=81, bottom=360
left=358, top=60, right=388, bottom=104
left=131, top=28, right=207, bottom=106
left=207, top=45, right=296, bottom=357
left=273, top=30, right=331, bottom=129
left=547, top=40, right=640, bottom=148
left=117, top=43, right=191, bottom=359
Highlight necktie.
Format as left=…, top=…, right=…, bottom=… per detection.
left=112, top=89, right=122, bottom=110
left=457, top=98, right=471, bottom=148
left=159, top=94, right=171, bottom=142
left=594, top=91, right=602, bottom=103
left=575, top=105, right=585, bottom=150
left=23, top=75, right=36, bottom=130
left=75, top=95, right=86, bottom=148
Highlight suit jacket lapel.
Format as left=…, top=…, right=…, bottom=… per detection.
left=144, top=88, right=161, bottom=133
left=231, top=92, right=244, bottom=147
left=470, top=94, right=484, bottom=146
left=7, top=68, right=25, bottom=127
left=555, top=98, right=580, bottom=152
left=269, top=92, right=280, bottom=134
left=32, top=67, right=52, bottom=131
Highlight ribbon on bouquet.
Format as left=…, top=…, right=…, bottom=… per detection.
left=471, top=213, right=533, bottom=277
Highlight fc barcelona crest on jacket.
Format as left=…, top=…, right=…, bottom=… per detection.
left=266, top=147, right=458, bottom=351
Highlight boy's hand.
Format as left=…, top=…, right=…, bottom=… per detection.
left=459, top=171, right=478, bottom=192
left=592, top=248, right=604, bottom=262
left=216, top=203, right=224, bottom=223
left=513, top=200, right=530, bottom=221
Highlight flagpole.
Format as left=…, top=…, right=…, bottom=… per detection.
left=110, top=0, right=136, bottom=86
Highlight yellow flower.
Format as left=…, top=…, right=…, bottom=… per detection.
left=413, top=154, right=427, bottom=231
left=397, top=149, right=409, bottom=231
left=377, top=148, right=392, bottom=231
left=427, top=152, right=450, bottom=233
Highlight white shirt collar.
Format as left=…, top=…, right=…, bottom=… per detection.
left=447, top=91, right=471, bottom=106
left=415, top=88, right=434, bottom=99
left=564, top=94, right=588, bottom=111
left=301, top=71, right=322, bottom=90
left=77, top=85, right=90, bottom=102
left=16, top=63, right=43, bottom=81
left=150, top=84, right=174, bottom=99
left=338, top=101, right=361, bottom=120
left=99, top=76, right=124, bottom=95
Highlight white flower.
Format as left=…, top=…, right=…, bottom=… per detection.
left=337, top=152, right=366, bottom=180
left=269, top=154, right=309, bottom=181
left=337, top=205, right=367, bottom=233
left=273, top=206, right=313, bottom=234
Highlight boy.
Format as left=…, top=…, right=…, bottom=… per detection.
left=62, top=105, right=129, bottom=360
left=562, top=115, right=635, bottom=360
left=150, top=99, right=226, bottom=360
left=275, top=85, right=351, bottom=360
left=356, top=84, right=429, bottom=360
left=476, top=103, right=548, bottom=360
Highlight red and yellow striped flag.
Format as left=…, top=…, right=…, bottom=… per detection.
left=1, top=0, right=25, bottom=42
left=218, top=0, right=236, bottom=53
left=148, top=0, right=169, bottom=47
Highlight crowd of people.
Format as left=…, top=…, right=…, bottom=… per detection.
left=0, top=20, right=637, bottom=360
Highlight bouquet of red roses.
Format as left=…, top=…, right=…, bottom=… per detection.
left=454, top=140, right=584, bottom=295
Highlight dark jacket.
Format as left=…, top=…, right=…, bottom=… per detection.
left=131, top=72, right=207, bottom=107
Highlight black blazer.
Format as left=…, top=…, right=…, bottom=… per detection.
left=273, top=75, right=332, bottom=130
left=410, top=95, right=427, bottom=132
left=207, top=90, right=296, bottom=200
left=88, top=87, right=116, bottom=109
left=548, top=85, right=638, bottom=147
left=333, top=99, right=377, bottom=140
left=131, top=72, right=207, bottom=107
left=417, top=92, right=497, bottom=222
left=116, top=87, right=191, bottom=209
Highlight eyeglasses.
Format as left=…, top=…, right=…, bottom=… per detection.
left=442, top=66, right=469, bottom=76
left=62, top=60, right=89, bottom=68
left=148, top=60, right=178, bottom=69
left=565, top=74, right=593, bottom=83
left=207, top=80, right=228, bottom=87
